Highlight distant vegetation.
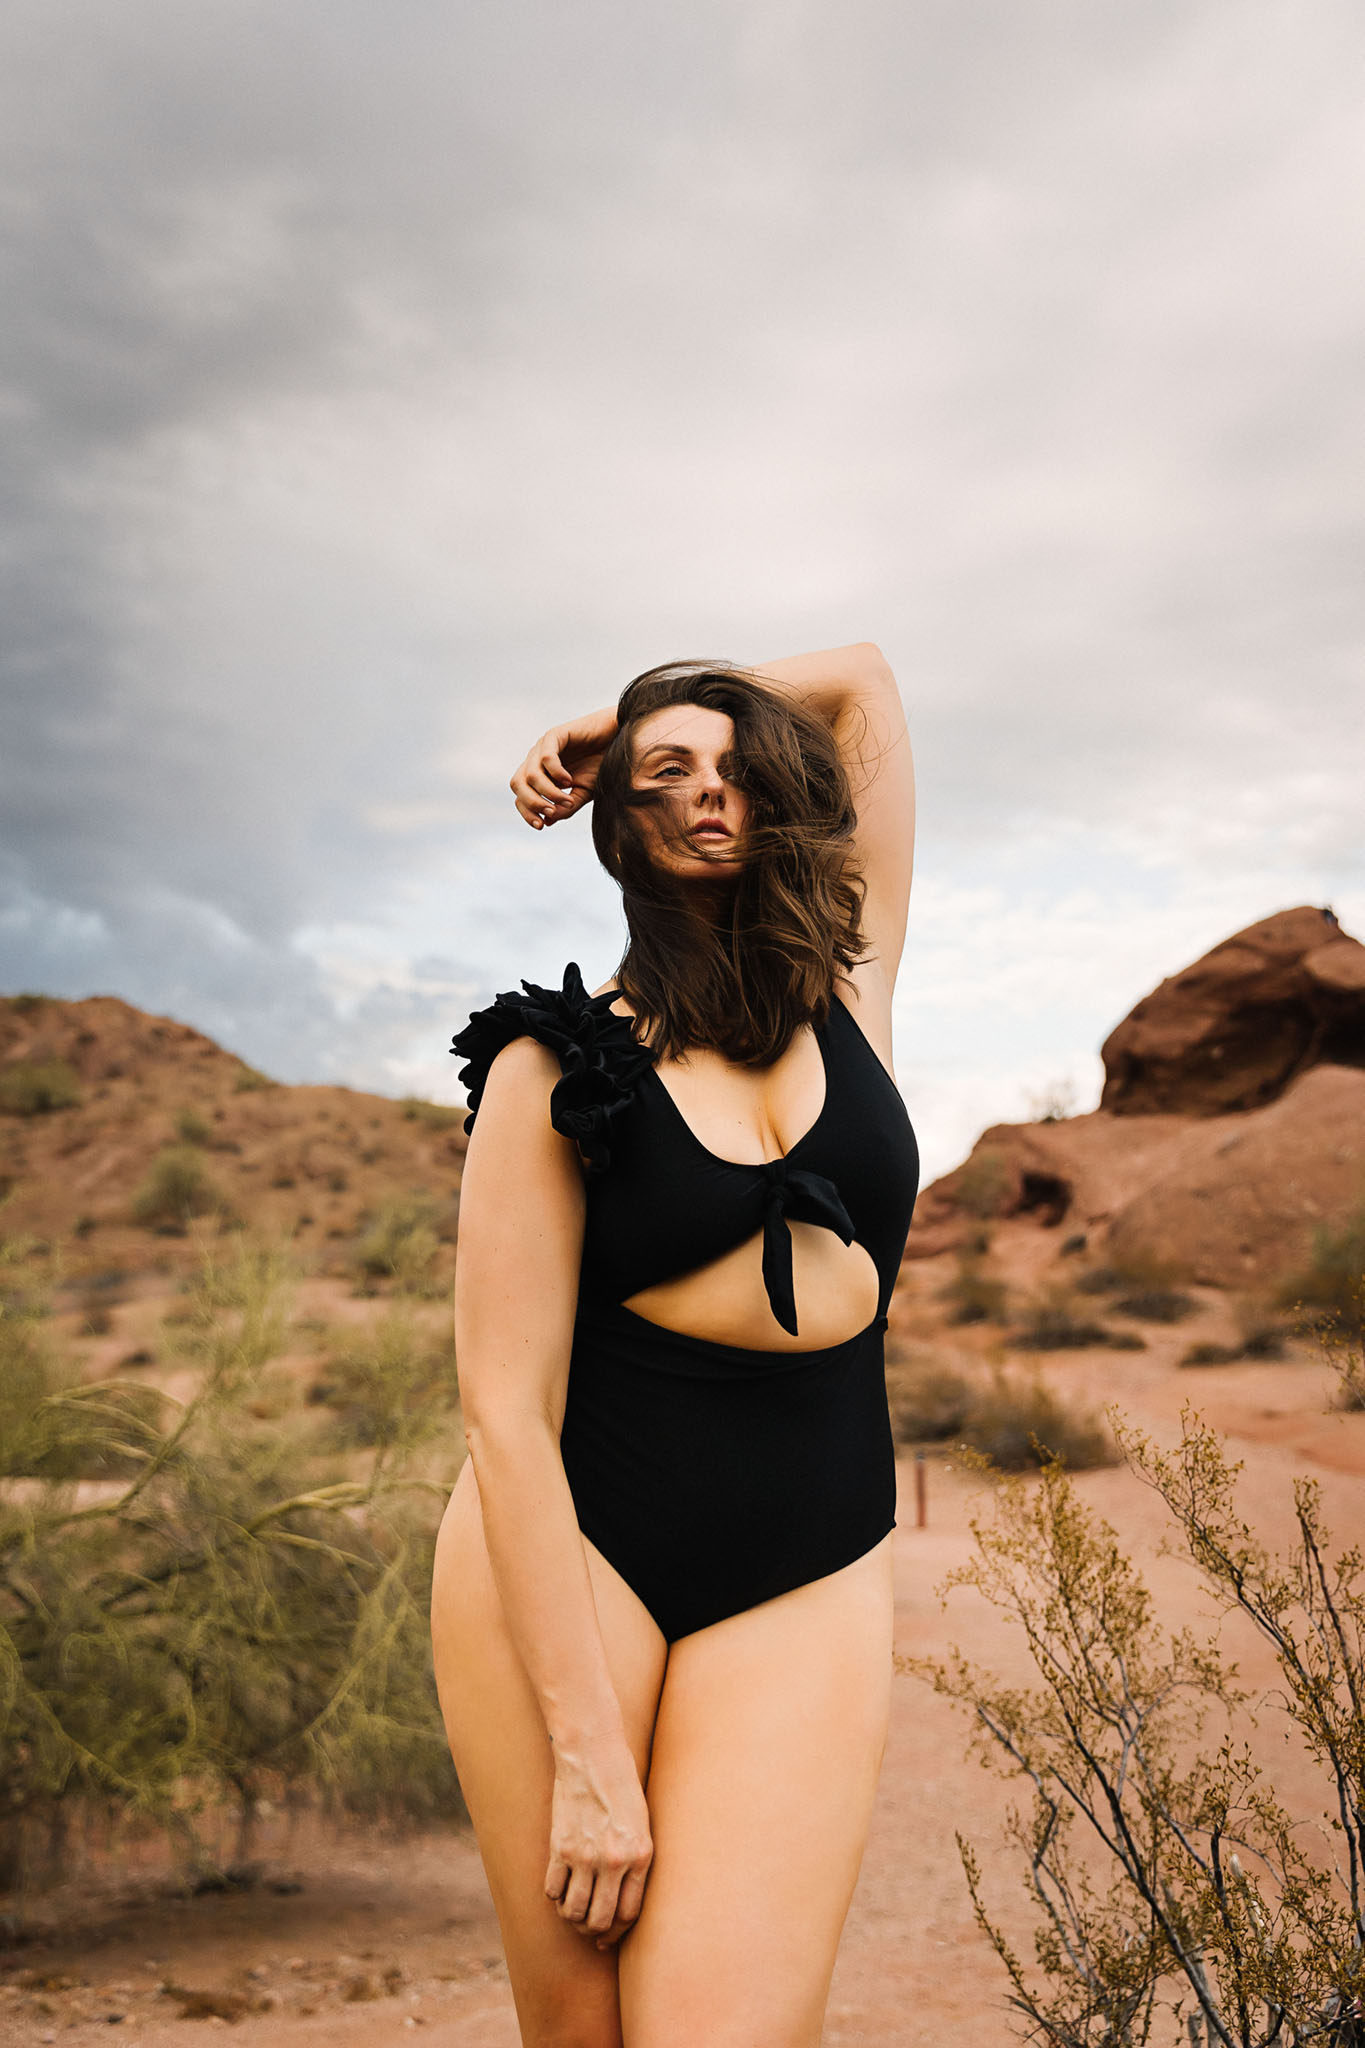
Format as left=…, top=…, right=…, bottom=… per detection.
left=1011, top=1283, right=1146, bottom=1353
left=400, top=1096, right=464, bottom=1134
left=888, top=1344, right=1115, bottom=1472
left=131, top=1144, right=230, bottom=1232
left=0, top=1059, right=82, bottom=1116
left=1276, top=1198, right=1365, bottom=1339
left=174, top=1105, right=213, bottom=1146
left=939, top=1233, right=1010, bottom=1326
left=354, top=1195, right=444, bottom=1295
left=232, top=1061, right=276, bottom=1093
left=0, top=1239, right=463, bottom=1895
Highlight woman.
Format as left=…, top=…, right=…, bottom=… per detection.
left=431, top=641, right=919, bottom=2048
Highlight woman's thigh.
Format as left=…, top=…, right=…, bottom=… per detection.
left=431, top=1464, right=668, bottom=2048
left=619, top=1537, right=894, bottom=2048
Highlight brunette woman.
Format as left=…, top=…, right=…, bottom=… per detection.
left=431, top=642, right=918, bottom=2047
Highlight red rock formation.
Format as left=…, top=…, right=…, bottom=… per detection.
left=1099, top=906, right=1365, bottom=1117
left=905, top=907, right=1365, bottom=1287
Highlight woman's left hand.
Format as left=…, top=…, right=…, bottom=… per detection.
left=510, top=708, right=618, bottom=830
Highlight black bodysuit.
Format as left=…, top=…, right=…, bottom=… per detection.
left=451, top=963, right=920, bottom=1643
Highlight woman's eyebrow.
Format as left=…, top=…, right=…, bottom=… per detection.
left=638, top=742, right=698, bottom=763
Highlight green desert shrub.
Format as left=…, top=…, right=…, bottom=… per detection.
left=1315, top=1276, right=1365, bottom=1412
left=1179, top=1340, right=1243, bottom=1368
left=0, top=1331, right=166, bottom=1481
left=1236, top=1319, right=1290, bottom=1361
left=0, top=1058, right=81, bottom=1115
left=131, top=1145, right=227, bottom=1232
left=0, top=1242, right=464, bottom=1893
left=232, top=1061, right=275, bottom=1093
left=1180, top=1298, right=1294, bottom=1368
left=1011, top=1285, right=1142, bottom=1352
left=886, top=1348, right=1113, bottom=1468
left=1110, top=1285, right=1200, bottom=1324
left=958, top=1365, right=1113, bottom=1472
left=1275, top=1200, right=1365, bottom=1338
left=174, top=1105, right=213, bottom=1146
left=400, top=1096, right=464, bottom=1134
left=354, top=1196, right=443, bottom=1294
left=1073, top=1263, right=1126, bottom=1296
left=938, top=1247, right=1009, bottom=1326
left=307, top=1304, right=455, bottom=1450
left=887, top=1353, right=975, bottom=1444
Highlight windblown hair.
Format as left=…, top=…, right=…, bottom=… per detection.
left=590, top=660, right=868, bottom=1066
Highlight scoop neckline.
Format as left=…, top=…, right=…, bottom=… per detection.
left=639, top=1011, right=832, bottom=1171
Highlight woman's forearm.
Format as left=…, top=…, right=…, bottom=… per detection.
left=463, top=1412, right=628, bottom=1750
left=751, top=641, right=897, bottom=722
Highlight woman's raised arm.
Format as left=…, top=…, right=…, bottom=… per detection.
left=751, top=642, right=915, bottom=992
left=448, top=1034, right=653, bottom=1943
left=505, top=641, right=915, bottom=985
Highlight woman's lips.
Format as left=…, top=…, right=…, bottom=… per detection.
left=690, top=825, right=732, bottom=841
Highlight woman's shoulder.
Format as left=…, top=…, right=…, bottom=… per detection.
left=449, top=961, right=655, bottom=1171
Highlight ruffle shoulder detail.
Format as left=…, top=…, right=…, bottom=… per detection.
left=449, top=961, right=656, bottom=1173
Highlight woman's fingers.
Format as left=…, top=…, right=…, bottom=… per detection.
left=595, top=1863, right=649, bottom=1948
left=544, top=1853, right=569, bottom=1904
left=524, top=759, right=572, bottom=803
left=583, top=1866, right=625, bottom=1937
left=558, top=1864, right=596, bottom=1926
left=509, top=728, right=604, bottom=829
left=510, top=745, right=582, bottom=829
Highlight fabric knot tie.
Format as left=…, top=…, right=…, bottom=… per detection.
left=760, top=1161, right=856, bottom=1337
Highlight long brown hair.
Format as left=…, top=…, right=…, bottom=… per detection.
left=590, top=660, right=867, bottom=1065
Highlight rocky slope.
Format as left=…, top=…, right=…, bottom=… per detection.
left=0, top=993, right=466, bottom=1296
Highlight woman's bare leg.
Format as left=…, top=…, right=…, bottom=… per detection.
left=618, top=1538, right=894, bottom=2048
left=431, top=1464, right=668, bottom=2048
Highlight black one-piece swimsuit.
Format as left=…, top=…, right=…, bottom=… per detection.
left=451, top=963, right=921, bottom=1645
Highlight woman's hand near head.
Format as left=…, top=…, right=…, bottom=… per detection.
left=544, top=1728, right=654, bottom=1948
left=510, top=706, right=618, bottom=830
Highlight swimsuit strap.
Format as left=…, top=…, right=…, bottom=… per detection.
left=450, top=960, right=656, bottom=1172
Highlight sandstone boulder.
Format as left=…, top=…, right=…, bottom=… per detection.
left=906, top=906, right=1365, bottom=1289
left=1098, top=905, right=1365, bottom=1116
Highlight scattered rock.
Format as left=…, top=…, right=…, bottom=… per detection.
left=161, top=1982, right=252, bottom=2022
left=342, top=1973, right=384, bottom=2003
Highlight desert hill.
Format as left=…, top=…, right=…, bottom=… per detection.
left=904, top=905, right=1365, bottom=1289
left=0, top=993, right=466, bottom=1302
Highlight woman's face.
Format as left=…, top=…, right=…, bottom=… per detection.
left=628, top=703, right=751, bottom=880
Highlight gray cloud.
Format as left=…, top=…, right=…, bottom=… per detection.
left=2, top=0, right=1363, bottom=1171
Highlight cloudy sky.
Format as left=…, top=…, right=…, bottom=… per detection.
left=2, top=0, right=1362, bottom=1180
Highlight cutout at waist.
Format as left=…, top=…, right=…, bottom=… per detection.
left=614, top=1217, right=882, bottom=1353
